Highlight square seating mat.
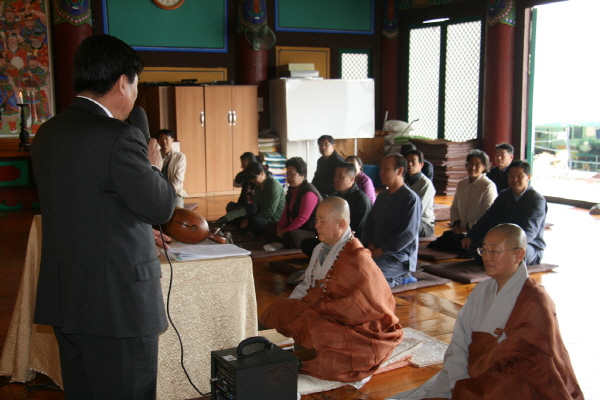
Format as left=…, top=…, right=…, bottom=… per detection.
left=390, top=271, right=451, bottom=293
left=418, top=242, right=471, bottom=262
left=421, top=260, right=559, bottom=283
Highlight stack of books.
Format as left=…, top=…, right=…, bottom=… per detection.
left=410, top=138, right=481, bottom=195
left=279, top=63, right=320, bottom=78
left=258, top=132, right=286, bottom=186
left=261, top=152, right=287, bottom=186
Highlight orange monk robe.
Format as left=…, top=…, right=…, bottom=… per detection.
left=259, top=238, right=403, bottom=382
left=451, top=278, right=584, bottom=400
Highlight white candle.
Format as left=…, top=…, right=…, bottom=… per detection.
left=16, top=90, right=23, bottom=104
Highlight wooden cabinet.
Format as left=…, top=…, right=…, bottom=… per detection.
left=173, top=87, right=207, bottom=195
left=145, top=85, right=258, bottom=196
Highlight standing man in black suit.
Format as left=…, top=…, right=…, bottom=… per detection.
left=312, top=135, right=345, bottom=196
left=487, top=142, right=514, bottom=192
left=31, top=34, right=176, bottom=400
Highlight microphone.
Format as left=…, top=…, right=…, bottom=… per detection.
left=129, top=106, right=151, bottom=143
left=215, top=203, right=258, bottom=226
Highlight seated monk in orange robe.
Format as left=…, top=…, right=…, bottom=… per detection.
left=387, top=223, right=583, bottom=400
left=259, top=197, right=403, bottom=383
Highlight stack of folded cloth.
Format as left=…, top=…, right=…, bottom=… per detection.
left=410, top=138, right=481, bottom=195
left=258, top=133, right=281, bottom=154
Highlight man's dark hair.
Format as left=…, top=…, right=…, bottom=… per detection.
left=157, top=129, right=175, bottom=139
left=496, top=142, right=514, bottom=155
left=345, top=155, right=363, bottom=170
left=240, top=152, right=257, bottom=163
left=387, top=154, right=407, bottom=172
left=73, top=34, right=143, bottom=97
left=317, top=135, right=335, bottom=145
left=336, top=162, right=357, bottom=177
left=285, top=157, right=307, bottom=177
left=404, top=149, right=423, bottom=164
left=466, top=149, right=491, bottom=173
left=508, top=160, right=531, bottom=176
left=244, top=161, right=265, bottom=180
left=400, top=143, right=417, bottom=156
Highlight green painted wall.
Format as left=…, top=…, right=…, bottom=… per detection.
left=105, top=0, right=226, bottom=50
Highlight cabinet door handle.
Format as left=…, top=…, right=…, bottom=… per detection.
left=228, top=111, right=232, bottom=125
left=200, top=111, right=205, bottom=127
left=232, top=111, right=237, bottom=125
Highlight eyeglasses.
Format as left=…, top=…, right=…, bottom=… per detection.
left=477, top=247, right=519, bottom=257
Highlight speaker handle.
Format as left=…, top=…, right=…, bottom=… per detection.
left=236, top=336, right=273, bottom=358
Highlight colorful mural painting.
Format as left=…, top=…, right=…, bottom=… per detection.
left=0, top=0, right=51, bottom=137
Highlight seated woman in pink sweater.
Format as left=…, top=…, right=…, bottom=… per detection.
left=264, top=157, right=323, bottom=251
left=346, top=155, right=376, bottom=204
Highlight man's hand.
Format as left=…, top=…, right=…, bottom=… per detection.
left=367, top=244, right=384, bottom=259
left=153, top=229, right=171, bottom=250
left=148, top=138, right=163, bottom=170
left=276, top=227, right=284, bottom=238
left=461, top=237, right=471, bottom=251
left=240, top=219, right=249, bottom=229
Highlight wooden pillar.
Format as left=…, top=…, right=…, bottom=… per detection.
left=380, top=0, right=400, bottom=125
left=235, top=0, right=268, bottom=129
left=482, top=0, right=516, bottom=159
left=50, top=0, right=92, bottom=114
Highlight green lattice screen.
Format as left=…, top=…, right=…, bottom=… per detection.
left=407, top=19, right=483, bottom=141
left=339, top=49, right=372, bottom=79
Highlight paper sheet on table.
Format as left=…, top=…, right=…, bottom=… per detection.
left=165, top=243, right=250, bottom=260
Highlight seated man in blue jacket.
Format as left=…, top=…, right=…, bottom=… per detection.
left=461, top=160, right=546, bottom=265
left=362, top=154, right=421, bottom=287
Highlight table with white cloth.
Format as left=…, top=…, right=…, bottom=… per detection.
left=0, top=215, right=258, bottom=399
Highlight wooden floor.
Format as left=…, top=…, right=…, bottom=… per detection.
left=1, top=195, right=598, bottom=399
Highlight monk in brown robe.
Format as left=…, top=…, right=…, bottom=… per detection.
left=388, top=223, right=584, bottom=400
left=259, top=196, right=403, bottom=383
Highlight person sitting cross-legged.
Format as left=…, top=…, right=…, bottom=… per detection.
left=428, top=149, right=497, bottom=252
left=300, top=162, right=372, bottom=258
left=362, top=154, right=421, bottom=288
left=461, top=160, right=546, bottom=265
left=260, top=197, right=404, bottom=383
left=157, top=129, right=187, bottom=208
left=487, top=142, right=514, bottom=193
left=216, top=162, right=284, bottom=236
left=346, top=155, right=377, bottom=204
left=400, top=142, right=434, bottom=181
left=404, top=149, right=436, bottom=237
left=387, top=223, right=584, bottom=400
left=264, top=157, right=323, bottom=251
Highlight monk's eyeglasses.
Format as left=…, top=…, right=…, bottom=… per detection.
left=477, top=247, right=519, bottom=257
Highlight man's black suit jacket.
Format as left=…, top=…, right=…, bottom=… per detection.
left=312, top=150, right=345, bottom=197
left=32, top=97, right=176, bottom=338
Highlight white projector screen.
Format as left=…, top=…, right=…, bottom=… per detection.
left=270, top=79, right=375, bottom=141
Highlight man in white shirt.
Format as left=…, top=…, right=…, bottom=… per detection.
left=404, top=149, right=436, bottom=237
left=157, top=128, right=187, bottom=208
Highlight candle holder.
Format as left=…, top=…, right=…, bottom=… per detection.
left=17, top=102, right=30, bottom=152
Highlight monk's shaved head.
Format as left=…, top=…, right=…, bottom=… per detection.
left=487, top=223, right=527, bottom=251
left=315, top=197, right=350, bottom=245
left=320, top=196, right=350, bottom=224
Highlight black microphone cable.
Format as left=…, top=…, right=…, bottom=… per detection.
left=158, top=224, right=210, bottom=397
